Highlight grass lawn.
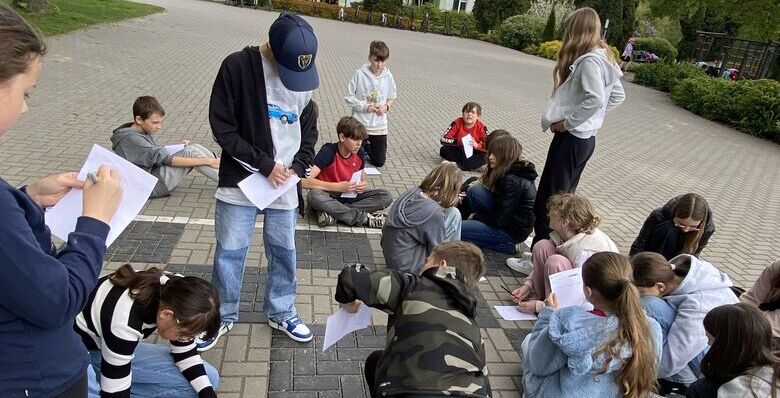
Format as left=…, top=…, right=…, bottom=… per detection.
left=2, top=0, right=163, bottom=36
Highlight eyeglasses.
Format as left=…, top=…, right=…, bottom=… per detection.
left=674, top=221, right=701, bottom=232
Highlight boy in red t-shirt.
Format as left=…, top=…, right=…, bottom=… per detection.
left=439, top=102, right=488, bottom=171
left=304, top=116, right=393, bottom=228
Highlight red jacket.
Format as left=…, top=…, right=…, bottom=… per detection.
left=440, top=117, right=488, bottom=152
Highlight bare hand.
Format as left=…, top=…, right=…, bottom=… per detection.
left=26, top=172, right=84, bottom=208
left=181, top=139, right=191, bottom=146
left=366, top=104, right=377, bottom=113
left=511, top=285, right=531, bottom=303
left=470, top=140, right=479, bottom=148
left=209, top=158, right=220, bottom=169
left=268, top=163, right=290, bottom=188
left=343, top=300, right=363, bottom=313
left=550, top=121, right=566, bottom=133
left=544, top=292, right=559, bottom=309
left=374, top=104, right=386, bottom=116
left=354, top=181, right=367, bottom=194
left=517, top=300, right=539, bottom=314
left=82, top=165, right=123, bottom=224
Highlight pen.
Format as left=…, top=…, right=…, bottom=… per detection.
left=500, top=285, right=516, bottom=298
left=86, top=172, right=98, bottom=184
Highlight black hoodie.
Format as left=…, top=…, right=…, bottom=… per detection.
left=474, top=160, right=538, bottom=242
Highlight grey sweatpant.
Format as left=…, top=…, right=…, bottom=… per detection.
left=152, top=143, right=219, bottom=198
left=306, top=188, right=393, bottom=226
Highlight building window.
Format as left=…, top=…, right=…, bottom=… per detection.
left=452, top=0, right=467, bottom=12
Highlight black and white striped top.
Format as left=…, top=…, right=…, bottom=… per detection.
left=74, top=275, right=216, bottom=398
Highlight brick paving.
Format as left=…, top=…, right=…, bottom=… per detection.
left=0, top=0, right=778, bottom=396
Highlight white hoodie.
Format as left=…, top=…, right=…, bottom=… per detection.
left=541, top=48, right=625, bottom=139
left=345, top=63, right=397, bottom=134
left=659, top=254, right=739, bottom=378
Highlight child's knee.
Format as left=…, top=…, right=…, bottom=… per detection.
left=545, top=254, right=572, bottom=273
left=532, top=239, right=556, bottom=258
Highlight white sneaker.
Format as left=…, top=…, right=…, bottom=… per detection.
left=506, top=257, right=534, bottom=275
left=195, top=322, right=233, bottom=351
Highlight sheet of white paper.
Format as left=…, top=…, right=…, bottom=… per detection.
left=237, top=172, right=300, bottom=211
left=45, top=144, right=158, bottom=247
left=364, top=167, right=381, bottom=175
left=323, top=304, right=374, bottom=351
left=462, top=134, right=474, bottom=159
left=164, top=144, right=186, bottom=156
left=549, top=267, right=592, bottom=309
left=479, top=276, right=487, bottom=282
left=340, top=170, right=363, bottom=199
left=495, top=305, right=537, bottom=321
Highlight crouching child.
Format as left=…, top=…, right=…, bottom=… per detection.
left=335, top=241, right=491, bottom=397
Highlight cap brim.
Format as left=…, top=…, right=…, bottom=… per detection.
left=276, top=61, right=319, bottom=92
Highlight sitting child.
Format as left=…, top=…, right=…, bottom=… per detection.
left=303, top=116, right=392, bottom=228
left=522, top=252, right=661, bottom=398
left=686, top=303, right=780, bottom=398
left=511, top=193, right=618, bottom=313
left=629, top=193, right=715, bottom=260
left=77, top=264, right=220, bottom=397
left=335, top=241, right=491, bottom=397
left=459, top=133, right=537, bottom=254
left=381, top=161, right=462, bottom=274
left=111, top=96, right=219, bottom=198
left=631, top=252, right=739, bottom=394
left=439, top=102, right=489, bottom=171
left=740, top=260, right=780, bottom=350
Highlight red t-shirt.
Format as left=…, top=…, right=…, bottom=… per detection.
left=313, top=142, right=365, bottom=183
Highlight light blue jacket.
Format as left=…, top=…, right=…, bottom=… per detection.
left=522, top=306, right=662, bottom=398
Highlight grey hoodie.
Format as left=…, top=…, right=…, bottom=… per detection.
left=718, top=366, right=776, bottom=397
left=660, top=254, right=739, bottom=378
left=381, top=187, right=444, bottom=274
left=541, top=48, right=625, bottom=139
left=110, top=123, right=172, bottom=196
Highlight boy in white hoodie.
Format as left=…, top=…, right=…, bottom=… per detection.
left=345, top=41, right=397, bottom=168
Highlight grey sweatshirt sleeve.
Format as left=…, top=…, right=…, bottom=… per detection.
left=563, top=59, right=607, bottom=132
left=605, top=78, right=625, bottom=113
left=345, top=71, right=367, bottom=113
left=116, top=134, right=173, bottom=168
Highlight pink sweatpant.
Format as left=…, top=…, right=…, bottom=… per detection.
left=527, top=239, right=574, bottom=298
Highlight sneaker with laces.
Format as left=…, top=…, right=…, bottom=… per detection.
left=364, top=212, right=385, bottom=229
left=195, top=322, right=233, bottom=352
left=506, top=257, right=534, bottom=275
left=269, top=315, right=313, bottom=342
left=317, top=210, right=336, bottom=228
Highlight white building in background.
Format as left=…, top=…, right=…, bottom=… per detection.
left=337, top=0, right=474, bottom=12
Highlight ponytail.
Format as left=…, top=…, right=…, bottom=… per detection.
left=109, top=264, right=221, bottom=340
left=583, top=252, right=657, bottom=398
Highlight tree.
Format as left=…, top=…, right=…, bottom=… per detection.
left=573, top=0, right=637, bottom=47
left=362, top=0, right=403, bottom=13
left=473, top=0, right=530, bottom=33
left=542, top=7, right=557, bottom=41
left=648, top=0, right=778, bottom=40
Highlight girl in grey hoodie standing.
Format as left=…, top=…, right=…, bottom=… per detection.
left=532, top=7, right=625, bottom=246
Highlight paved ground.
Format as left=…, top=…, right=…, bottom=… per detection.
left=1, top=0, right=779, bottom=396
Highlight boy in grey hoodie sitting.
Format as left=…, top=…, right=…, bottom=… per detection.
left=111, top=96, right=220, bottom=198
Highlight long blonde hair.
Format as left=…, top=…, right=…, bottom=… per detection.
left=553, top=7, right=616, bottom=91
left=582, top=252, right=657, bottom=398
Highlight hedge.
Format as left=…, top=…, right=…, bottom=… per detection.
left=671, top=77, right=780, bottom=142
left=634, top=62, right=706, bottom=92
left=496, top=14, right=545, bottom=51
left=634, top=37, right=677, bottom=61
left=537, top=40, right=561, bottom=60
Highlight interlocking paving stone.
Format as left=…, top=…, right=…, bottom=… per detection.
left=105, top=221, right=184, bottom=263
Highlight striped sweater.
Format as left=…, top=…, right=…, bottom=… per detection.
left=74, top=276, right=216, bottom=397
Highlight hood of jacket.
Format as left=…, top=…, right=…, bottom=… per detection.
left=385, top=187, right=441, bottom=229
left=669, top=254, right=735, bottom=296
left=111, top=122, right=152, bottom=147
left=505, top=160, right=538, bottom=182
left=420, top=266, right=478, bottom=318
left=570, top=48, right=623, bottom=87
left=359, top=63, right=392, bottom=80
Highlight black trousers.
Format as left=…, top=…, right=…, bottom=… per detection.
left=532, top=131, right=596, bottom=245
left=54, top=372, right=88, bottom=398
left=364, top=350, right=443, bottom=398
left=439, top=145, right=486, bottom=171
left=362, top=135, right=388, bottom=167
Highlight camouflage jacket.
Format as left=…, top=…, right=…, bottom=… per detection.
left=335, top=264, right=492, bottom=397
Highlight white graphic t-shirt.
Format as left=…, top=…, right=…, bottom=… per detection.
left=216, top=52, right=313, bottom=210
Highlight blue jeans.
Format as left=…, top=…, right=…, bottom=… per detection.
left=87, top=343, right=219, bottom=397
left=642, top=296, right=705, bottom=384
left=213, top=199, right=298, bottom=323
left=461, top=184, right=516, bottom=254
left=442, top=207, right=462, bottom=242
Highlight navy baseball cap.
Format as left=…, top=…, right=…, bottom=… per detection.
left=269, top=12, right=319, bottom=92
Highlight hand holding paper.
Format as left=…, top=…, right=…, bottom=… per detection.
left=238, top=172, right=301, bottom=211
left=548, top=268, right=592, bottom=309
left=462, top=134, right=474, bottom=159
left=340, top=170, right=363, bottom=199
left=323, top=303, right=374, bottom=351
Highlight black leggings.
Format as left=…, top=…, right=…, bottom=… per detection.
left=54, top=372, right=88, bottom=398
left=532, top=132, right=596, bottom=245
left=362, top=135, right=388, bottom=167
left=439, top=145, right=486, bottom=171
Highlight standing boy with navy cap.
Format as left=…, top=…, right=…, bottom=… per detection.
left=200, top=12, right=320, bottom=349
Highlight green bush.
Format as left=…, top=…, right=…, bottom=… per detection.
left=635, top=37, right=678, bottom=61
left=537, top=40, right=561, bottom=60
left=523, top=44, right=539, bottom=54
left=671, top=77, right=780, bottom=142
left=496, top=14, right=545, bottom=51
left=634, top=62, right=706, bottom=92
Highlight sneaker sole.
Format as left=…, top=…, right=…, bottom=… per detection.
left=268, top=320, right=313, bottom=343
left=506, top=261, right=532, bottom=276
